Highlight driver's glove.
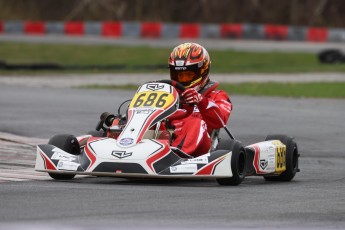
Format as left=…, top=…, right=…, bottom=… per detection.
left=181, top=88, right=203, bottom=104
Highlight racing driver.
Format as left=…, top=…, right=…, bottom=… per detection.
left=168, top=42, right=232, bottom=157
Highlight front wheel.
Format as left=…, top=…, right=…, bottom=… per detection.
left=47, top=134, right=81, bottom=180
left=216, top=139, right=246, bottom=186
left=264, top=134, right=299, bottom=182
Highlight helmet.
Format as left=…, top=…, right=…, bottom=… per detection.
left=169, top=42, right=211, bottom=90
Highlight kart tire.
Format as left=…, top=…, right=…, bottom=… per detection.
left=87, top=130, right=105, bottom=137
left=47, top=134, right=81, bottom=180
left=318, top=49, right=344, bottom=64
left=216, top=139, right=246, bottom=186
left=264, top=134, right=299, bottom=182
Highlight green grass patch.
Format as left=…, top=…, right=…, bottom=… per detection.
left=1, top=42, right=345, bottom=73
left=218, top=82, right=345, bottom=98
left=82, top=82, right=345, bottom=98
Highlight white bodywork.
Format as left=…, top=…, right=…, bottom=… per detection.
left=35, top=82, right=288, bottom=181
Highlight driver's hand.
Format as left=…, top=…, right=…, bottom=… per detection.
left=181, top=88, right=203, bottom=104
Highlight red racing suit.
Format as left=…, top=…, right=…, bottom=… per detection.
left=170, top=81, right=232, bottom=157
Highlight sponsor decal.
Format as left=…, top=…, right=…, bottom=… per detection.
left=146, top=83, right=164, bottom=91
left=260, top=159, right=268, bottom=170
left=51, top=148, right=77, bottom=161
left=181, top=156, right=208, bottom=165
left=57, top=161, right=80, bottom=171
left=119, top=138, right=134, bottom=146
left=175, top=60, right=185, bottom=66
left=169, top=164, right=197, bottom=174
left=193, top=105, right=199, bottom=112
left=174, top=66, right=187, bottom=70
left=268, top=153, right=275, bottom=158
left=111, top=151, right=132, bottom=159
left=136, top=108, right=155, bottom=114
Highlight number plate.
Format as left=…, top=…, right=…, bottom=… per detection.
left=272, top=140, right=286, bottom=173
left=129, top=91, right=175, bottom=109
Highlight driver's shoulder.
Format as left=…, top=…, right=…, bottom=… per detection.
left=201, top=82, right=229, bottom=100
left=199, top=80, right=219, bottom=96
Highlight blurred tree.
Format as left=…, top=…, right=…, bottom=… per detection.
left=0, top=0, right=344, bottom=27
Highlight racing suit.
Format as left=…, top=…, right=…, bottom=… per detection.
left=170, top=80, right=232, bottom=157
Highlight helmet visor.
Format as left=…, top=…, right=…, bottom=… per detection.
left=176, top=71, right=196, bottom=83
left=169, top=63, right=201, bottom=87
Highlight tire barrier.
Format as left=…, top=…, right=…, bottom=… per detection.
left=318, top=49, right=345, bottom=64
left=0, top=60, right=167, bottom=71
left=1, top=21, right=345, bottom=42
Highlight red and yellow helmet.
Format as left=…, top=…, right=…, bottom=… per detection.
left=168, top=43, right=211, bottom=90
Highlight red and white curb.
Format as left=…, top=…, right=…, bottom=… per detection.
left=0, top=168, right=50, bottom=183
left=0, top=132, right=49, bottom=183
left=1, top=21, right=345, bottom=42
left=0, top=132, right=91, bottom=183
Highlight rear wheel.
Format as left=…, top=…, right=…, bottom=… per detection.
left=264, top=134, right=299, bottom=182
left=47, top=134, right=80, bottom=180
left=216, top=139, right=246, bottom=186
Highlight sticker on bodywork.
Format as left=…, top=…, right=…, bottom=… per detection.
left=129, top=91, right=175, bottom=109
left=111, top=151, right=132, bottom=159
left=169, top=164, right=197, bottom=174
left=57, top=161, right=80, bottom=171
left=250, top=140, right=286, bottom=174
left=272, top=141, right=286, bottom=173
left=181, top=156, right=209, bottom=165
left=51, top=148, right=77, bottom=162
left=119, top=138, right=134, bottom=146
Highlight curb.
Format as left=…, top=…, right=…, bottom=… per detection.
left=1, top=21, right=345, bottom=42
left=0, top=132, right=47, bottom=168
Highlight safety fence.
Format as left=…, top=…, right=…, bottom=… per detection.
left=1, top=21, right=345, bottom=42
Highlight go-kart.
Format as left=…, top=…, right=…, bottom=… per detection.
left=35, top=80, right=300, bottom=186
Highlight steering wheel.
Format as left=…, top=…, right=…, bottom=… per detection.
left=150, top=80, right=186, bottom=93
left=96, top=80, right=191, bottom=132
left=147, top=80, right=193, bottom=121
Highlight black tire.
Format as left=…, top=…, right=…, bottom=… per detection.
left=47, top=134, right=81, bottom=180
left=318, top=49, right=344, bottom=64
left=264, top=134, right=299, bottom=182
left=215, top=137, right=234, bottom=151
left=87, top=130, right=105, bottom=137
left=216, top=139, right=246, bottom=186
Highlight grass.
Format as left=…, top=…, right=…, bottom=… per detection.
left=0, top=42, right=169, bottom=73
left=1, top=42, right=345, bottom=73
left=218, top=82, right=345, bottom=98
left=82, top=82, right=345, bottom=98
left=2, top=42, right=344, bottom=98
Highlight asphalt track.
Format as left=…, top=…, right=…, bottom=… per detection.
left=0, top=80, right=344, bottom=229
